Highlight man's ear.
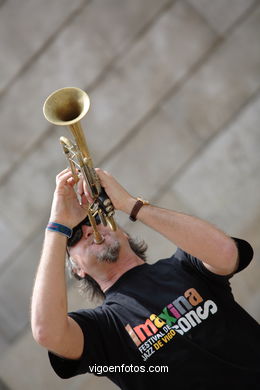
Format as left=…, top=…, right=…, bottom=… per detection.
left=74, top=267, right=86, bottom=278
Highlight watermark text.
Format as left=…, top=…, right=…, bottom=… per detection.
left=89, top=364, right=168, bottom=375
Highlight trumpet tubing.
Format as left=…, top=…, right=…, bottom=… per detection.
left=43, top=87, right=117, bottom=242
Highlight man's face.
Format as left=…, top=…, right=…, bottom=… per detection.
left=68, top=224, right=128, bottom=275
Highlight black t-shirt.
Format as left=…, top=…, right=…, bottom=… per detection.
left=49, top=238, right=260, bottom=389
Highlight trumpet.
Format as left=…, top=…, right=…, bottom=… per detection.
left=43, top=87, right=117, bottom=244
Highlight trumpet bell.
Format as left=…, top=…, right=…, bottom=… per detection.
left=43, top=87, right=90, bottom=126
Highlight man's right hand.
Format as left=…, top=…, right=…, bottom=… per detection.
left=49, top=168, right=88, bottom=228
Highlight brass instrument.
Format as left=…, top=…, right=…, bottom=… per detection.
left=43, top=87, right=117, bottom=244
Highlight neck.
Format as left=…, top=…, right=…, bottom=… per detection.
left=92, top=251, right=145, bottom=292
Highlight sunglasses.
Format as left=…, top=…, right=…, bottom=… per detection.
left=67, top=215, right=101, bottom=247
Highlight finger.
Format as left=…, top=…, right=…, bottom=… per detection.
left=56, top=169, right=74, bottom=186
left=56, top=167, right=70, bottom=180
left=67, top=176, right=77, bottom=187
left=77, top=176, right=84, bottom=195
left=95, top=168, right=110, bottom=185
left=80, top=194, right=89, bottom=207
left=83, top=180, right=94, bottom=204
left=95, top=167, right=108, bottom=176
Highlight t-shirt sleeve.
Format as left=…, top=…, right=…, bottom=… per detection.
left=231, top=237, right=254, bottom=273
left=48, top=308, right=109, bottom=379
left=174, top=237, right=254, bottom=281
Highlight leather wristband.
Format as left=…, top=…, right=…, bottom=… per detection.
left=129, top=197, right=149, bottom=222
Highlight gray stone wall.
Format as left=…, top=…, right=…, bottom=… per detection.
left=0, top=0, right=259, bottom=389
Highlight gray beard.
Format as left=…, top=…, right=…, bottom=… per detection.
left=96, top=240, right=121, bottom=263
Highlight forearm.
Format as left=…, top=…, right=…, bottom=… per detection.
left=31, top=230, right=69, bottom=347
left=124, top=200, right=237, bottom=272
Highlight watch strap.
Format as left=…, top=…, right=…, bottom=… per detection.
left=129, top=198, right=149, bottom=222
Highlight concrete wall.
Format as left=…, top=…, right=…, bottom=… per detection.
left=0, top=0, right=259, bottom=388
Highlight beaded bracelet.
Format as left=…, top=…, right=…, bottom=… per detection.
left=46, top=222, right=72, bottom=238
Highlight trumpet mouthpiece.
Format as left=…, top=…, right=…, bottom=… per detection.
left=94, top=235, right=105, bottom=245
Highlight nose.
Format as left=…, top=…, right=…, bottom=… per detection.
left=81, top=224, right=93, bottom=238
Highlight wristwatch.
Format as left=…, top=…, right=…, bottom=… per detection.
left=129, top=197, right=150, bottom=222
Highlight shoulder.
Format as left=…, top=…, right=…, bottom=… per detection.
left=174, top=238, right=254, bottom=279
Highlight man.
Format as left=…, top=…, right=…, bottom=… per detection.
left=31, top=168, right=260, bottom=389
